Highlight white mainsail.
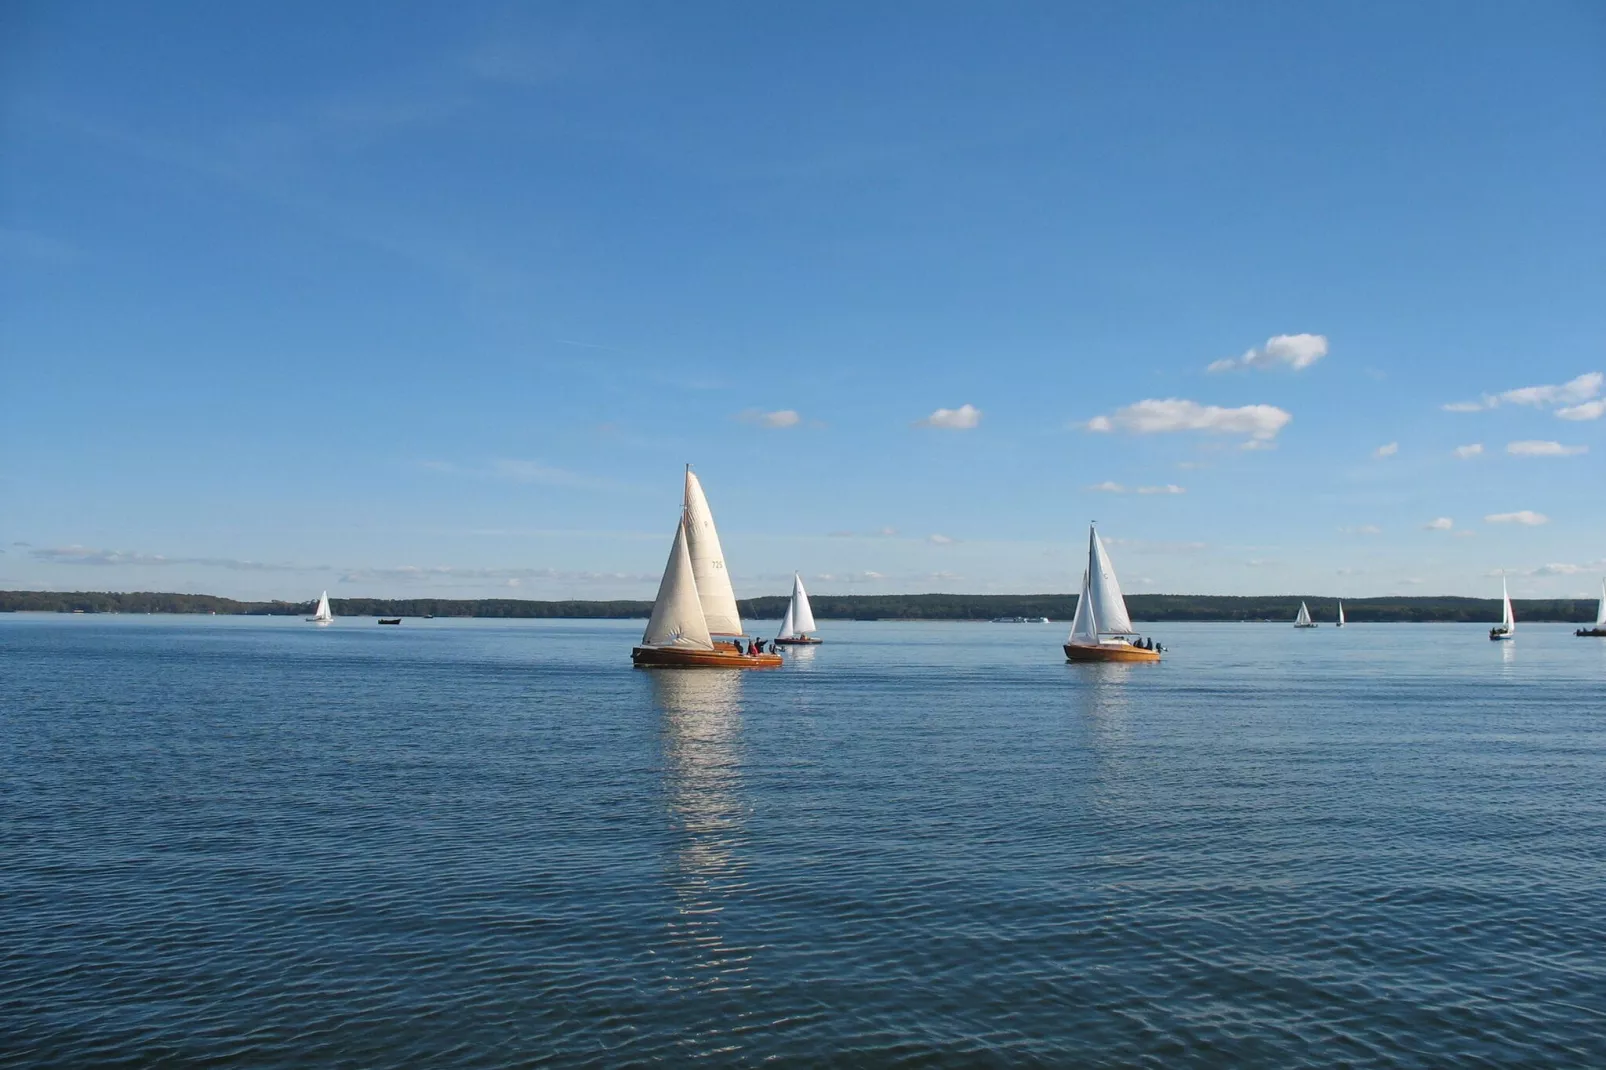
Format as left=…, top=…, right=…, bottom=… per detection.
left=1087, top=527, right=1134, bottom=635
left=789, top=573, right=816, bottom=634
left=312, top=590, right=333, bottom=623
left=1500, top=576, right=1516, bottom=634
left=641, top=519, right=715, bottom=650
left=1066, top=569, right=1099, bottom=645
left=1595, top=579, right=1605, bottom=628
left=1337, top=600, right=1345, bottom=626
left=682, top=470, right=743, bottom=636
left=1295, top=601, right=1313, bottom=627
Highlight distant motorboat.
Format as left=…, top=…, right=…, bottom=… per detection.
left=378, top=618, right=401, bottom=625
left=1064, top=525, right=1161, bottom=662
left=1490, top=575, right=1515, bottom=641
left=1294, top=601, right=1318, bottom=628
left=1575, top=579, right=1606, bottom=637
left=775, top=572, right=822, bottom=646
left=992, top=616, right=1052, bottom=623
left=307, top=591, right=333, bottom=626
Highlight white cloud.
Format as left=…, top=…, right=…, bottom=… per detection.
left=917, top=404, right=981, bottom=430
left=927, top=533, right=955, bottom=544
left=1207, top=333, right=1328, bottom=373
left=1444, top=371, right=1602, bottom=413
left=1424, top=517, right=1454, bottom=531
left=1084, top=398, right=1292, bottom=441
left=1136, top=484, right=1186, bottom=495
left=1506, top=440, right=1588, bottom=457
left=1373, top=442, right=1398, bottom=459
left=1557, top=399, right=1606, bottom=421
left=1485, top=511, right=1549, bottom=526
left=1340, top=524, right=1383, bottom=535
left=737, top=408, right=802, bottom=428
left=1088, top=481, right=1125, bottom=493
left=1454, top=443, right=1484, bottom=459
left=31, top=545, right=312, bottom=572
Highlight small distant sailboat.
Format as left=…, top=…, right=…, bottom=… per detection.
left=1336, top=600, right=1345, bottom=627
left=1490, top=575, right=1515, bottom=641
left=775, top=572, right=822, bottom=645
left=1294, top=601, right=1317, bottom=628
left=632, top=468, right=783, bottom=669
left=1063, top=525, right=1161, bottom=662
left=307, top=591, right=333, bottom=625
left=1577, top=580, right=1606, bottom=637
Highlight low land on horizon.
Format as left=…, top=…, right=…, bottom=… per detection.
left=2, top=590, right=1599, bottom=623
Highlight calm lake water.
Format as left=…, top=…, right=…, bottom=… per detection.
left=3, top=615, right=1604, bottom=1066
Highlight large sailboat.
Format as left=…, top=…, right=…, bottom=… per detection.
left=306, top=590, right=333, bottom=625
left=1063, top=525, right=1161, bottom=663
left=775, top=572, right=822, bottom=645
left=1577, top=580, right=1606, bottom=637
left=1294, top=601, right=1317, bottom=628
left=632, top=469, right=783, bottom=669
left=1490, top=575, right=1515, bottom=641
left=1336, top=600, right=1345, bottom=627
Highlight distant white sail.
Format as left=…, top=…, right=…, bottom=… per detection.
left=1337, top=600, right=1345, bottom=626
left=641, top=519, right=715, bottom=650
left=682, top=471, right=743, bottom=637
left=1087, top=528, right=1134, bottom=635
left=789, top=573, right=817, bottom=634
left=1066, top=569, right=1098, bottom=645
left=312, top=590, right=333, bottom=623
left=1501, top=576, right=1516, bottom=634
left=1295, top=601, right=1312, bottom=627
left=1595, top=579, right=1605, bottom=628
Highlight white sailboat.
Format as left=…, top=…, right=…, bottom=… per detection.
left=1294, top=601, right=1317, bottom=628
left=1063, top=525, right=1161, bottom=662
left=1490, top=574, right=1515, bottom=641
left=1336, top=600, right=1345, bottom=627
left=775, top=572, right=821, bottom=645
left=306, top=590, right=333, bottom=625
left=1579, top=579, right=1606, bottom=637
left=633, top=469, right=781, bottom=668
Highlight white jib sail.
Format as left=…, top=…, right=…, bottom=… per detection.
left=1337, top=600, right=1345, bottom=625
left=314, top=591, right=333, bottom=621
left=790, top=572, right=817, bottom=634
left=641, top=519, right=715, bottom=650
left=1087, top=527, right=1134, bottom=635
left=1501, top=576, right=1515, bottom=633
left=1067, top=569, right=1099, bottom=645
left=682, top=471, right=743, bottom=636
left=1595, top=580, right=1605, bottom=628
left=1295, top=601, right=1312, bottom=626
left=777, top=602, right=796, bottom=640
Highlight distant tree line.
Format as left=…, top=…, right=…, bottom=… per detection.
left=3, top=589, right=1598, bottom=622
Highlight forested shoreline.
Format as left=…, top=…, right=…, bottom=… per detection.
left=1, top=590, right=1596, bottom=623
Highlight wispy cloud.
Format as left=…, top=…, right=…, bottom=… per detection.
left=1085, top=398, right=1291, bottom=442
left=927, top=533, right=955, bottom=545
left=420, top=458, right=619, bottom=489
left=1507, top=440, right=1587, bottom=457
left=1485, top=511, right=1549, bottom=526
left=1207, top=333, right=1328, bottom=374
left=1373, top=442, right=1398, bottom=459
left=1088, top=481, right=1125, bottom=493
left=1340, top=525, right=1383, bottom=535
left=1136, top=484, right=1186, bottom=495
left=916, top=404, right=981, bottom=430
left=1454, top=443, right=1484, bottom=459
left=1424, top=517, right=1454, bottom=531
left=31, top=546, right=315, bottom=572
left=736, top=408, right=803, bottom=428
left=1557, top=399, right=1606, bottom=421
left=1443, top=371, right=1602, bottom=414
left=338, top=565, right=656, bottom=585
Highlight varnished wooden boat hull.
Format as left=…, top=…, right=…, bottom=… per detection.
left=774, top=637, right=822, bottom=646
left=1064, top=643, right=1161, bottom=663
left=632, top=646, right=784, bottom=669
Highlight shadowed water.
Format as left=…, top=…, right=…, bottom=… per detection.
left=3, top=616, right=1604, bottom=1066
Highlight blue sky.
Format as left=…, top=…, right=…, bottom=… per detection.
left=3, top=1, right=1603, bottom=601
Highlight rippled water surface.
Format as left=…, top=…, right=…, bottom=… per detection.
left=3, top=615, right=1604, bottom=1066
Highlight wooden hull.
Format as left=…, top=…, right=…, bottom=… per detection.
left=774, top=636, right=822, bottom=646
left=1064, top=643, right=1161, bottom=663
left=632, top=646, right=783, bottom=669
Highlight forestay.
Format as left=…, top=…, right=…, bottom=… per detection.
left=641, top=519, right=715, bottom=650
left=682, top=471, right=744, bottom=636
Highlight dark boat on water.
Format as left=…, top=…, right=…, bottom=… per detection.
left=378, top=618, right=401, bottom=625
left=1577, top=582, right=1605, bottom=637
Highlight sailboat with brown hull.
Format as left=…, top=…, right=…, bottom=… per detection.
left=632, top=468, right=782, bottom=669
left=1063, top=525, right=1162, bottom=663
